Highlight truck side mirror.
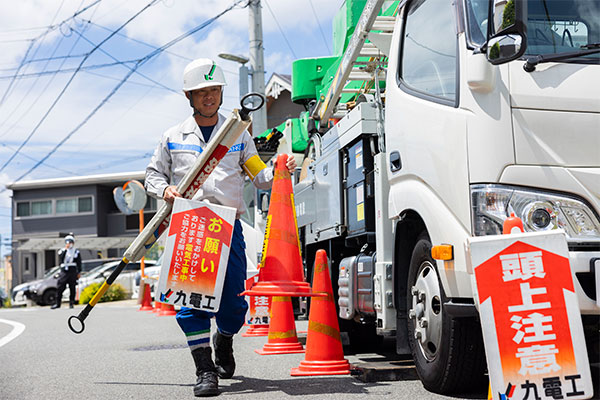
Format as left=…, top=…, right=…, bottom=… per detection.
left=485, top=0, right=527, bottom=64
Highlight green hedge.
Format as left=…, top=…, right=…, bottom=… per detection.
left=79, top=282, right=127, bottom=305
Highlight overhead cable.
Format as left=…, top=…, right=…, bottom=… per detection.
left=6, top=0, right=248, bottom=185
left=0, top=0, right=103, bottom=107
left=0, top=0, right=160, bottom=173
left=263, top=0, right=298, bottom=58
left=308, top=0, right=332, bottom=54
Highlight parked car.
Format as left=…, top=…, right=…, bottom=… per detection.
left=72, top=259, right=157, bottom=302
left=11, top=265, right=62, bottom=306
left=29, top=258, right=121, bottom=306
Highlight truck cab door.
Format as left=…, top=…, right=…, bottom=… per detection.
left=386, top=0, right=471, bottom=236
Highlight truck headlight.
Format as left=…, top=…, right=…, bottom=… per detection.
left=471, top=184, right=600, bottom=241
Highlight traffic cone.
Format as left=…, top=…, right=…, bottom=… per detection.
left=503, top=213, right=524, bottom=234
left=242, top=154, right=320, bottom=298
left=158, top=302, right=176, bottom=316
left=255, top=296, right=304, bottom=355
left=291, top=249, right=350, bottom=376
left=138, top=281, right=153, bottom=311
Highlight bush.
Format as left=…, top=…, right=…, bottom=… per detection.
left=79, top=283, right=127, bottom=305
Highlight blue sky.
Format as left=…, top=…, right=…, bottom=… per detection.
left=0, top=0, right=343, bottom=251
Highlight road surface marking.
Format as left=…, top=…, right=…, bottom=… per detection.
left=0, top=318, right=26, bottom=348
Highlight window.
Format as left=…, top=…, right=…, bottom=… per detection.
left=57, top=198, right=77, bottom=214
left=15, top=196, right=94, bottom=218
left=16, top=202, right=30, bottom=217
left=400, top=0, right=458, bottom=103
left=56, top=196, right=93, bottom=214
left=79, top=196, right=93, bottom=212
left=31, top=200, right=52, bottom=216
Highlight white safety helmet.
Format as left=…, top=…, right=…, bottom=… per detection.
left=64, top=234, right=75, bottom=244
left=183, top=58, right=227, bottom=92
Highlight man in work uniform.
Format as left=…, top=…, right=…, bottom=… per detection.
left=52, top=234, right=82, bottom=309
left=145, top=58, right=296, bottom=397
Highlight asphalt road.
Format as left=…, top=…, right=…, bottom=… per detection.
left=0, top=301, right=590, bottom=400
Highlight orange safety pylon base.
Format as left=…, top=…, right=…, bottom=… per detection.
left=255, top=296, right=304, bottom=355
left=291, top=359, right=350, bottom=376
left=242, top=324, right=270, bottom=337
left=158, top=302, right=176, bottom=316
left=255, top=341, right=305, bottom=355
left=138, top=282, right=153, bottom=311
left=290, top=249, right=350, bottom=376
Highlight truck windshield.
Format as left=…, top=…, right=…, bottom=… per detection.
left=465, top=0, right=600, bottom=62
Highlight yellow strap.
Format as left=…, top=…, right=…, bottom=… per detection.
left=268, top=329, right=297, bottom=340
left=308, top=320, right=341, bottom=342
left=242, top=155, right=267, bottom=180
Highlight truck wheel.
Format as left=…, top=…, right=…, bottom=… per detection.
left=41, top=289, right=57, bottom=306
left=406, top=237, right=486, bottom=394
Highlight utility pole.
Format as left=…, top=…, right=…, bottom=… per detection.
left=248, top=0, right=267, bottom=137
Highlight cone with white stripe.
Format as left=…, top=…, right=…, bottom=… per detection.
left=291, top=249, right=349, bottom=376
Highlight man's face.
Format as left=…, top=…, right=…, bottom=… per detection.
left=189, top=86, right=221, bottom=117
left=65, top=241, right=73, bottom=249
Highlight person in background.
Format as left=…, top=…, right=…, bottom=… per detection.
left=145, top=58, right=296, bottom=397
left=52, top=234, right=82, bottom=309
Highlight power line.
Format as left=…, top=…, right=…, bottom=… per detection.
left=79, top=18, right=193, bottom=62
left=70, top=27, right=180, bottom=94
left=6, top=0, right=248, bottom=185
left=0, top=0, right=103, bottom=107
left=263, top=0, right=298, bottom=59
left=0, top=0, right=96, bottom=141
left=0, top=143, right=72, bottom=174
left=308, top=0, right=331, bottom=54
left=0, top=0, right=161, bottom=173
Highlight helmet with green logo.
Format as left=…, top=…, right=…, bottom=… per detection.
left=183, top=58, right=227, bottom=92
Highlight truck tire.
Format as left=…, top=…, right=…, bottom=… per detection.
left=41, top=289, right=57, bottom=306
left=406, top=237, right=486, bottom=394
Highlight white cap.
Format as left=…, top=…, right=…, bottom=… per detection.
left=64, top=235, right=75, bottom=243
left=183, top=58, right=227, bottom=92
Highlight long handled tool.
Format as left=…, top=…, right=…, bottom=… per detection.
left=68, top=93, right=265, bottom=334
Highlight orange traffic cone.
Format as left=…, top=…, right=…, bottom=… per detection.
left=255, top=296, right=304, bottom=355
left=242, top=154, right=319, bottom=298
left=291, top=249, right=350, bottom=375
left=138, top=281, right=153, bottom=311
left=503, top=213, right=524, bottom=234
left=158, top=302, right=176, bottom=316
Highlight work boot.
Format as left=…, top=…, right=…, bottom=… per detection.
left=191, top=347, right=219, bottom=397
left=51, top=299, right=60, bottom=309
left=213, top=331, right=235, bottom=379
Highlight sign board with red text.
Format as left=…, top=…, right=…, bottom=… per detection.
left=244, top=274, right=271, bottom=325
left=468, top=230, right=592, bottom=400
left=157, top=198, right=236, bottom=313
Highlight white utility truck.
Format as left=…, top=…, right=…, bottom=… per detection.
left=283, top=0, right=600, bottom=394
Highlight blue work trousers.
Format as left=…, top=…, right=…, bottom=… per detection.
left=176, top=219, right=248, bottom=350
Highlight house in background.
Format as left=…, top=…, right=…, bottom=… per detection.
left=264, top=73, right=306, bottom=132
left=6, top=171, right=158, bottom=288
